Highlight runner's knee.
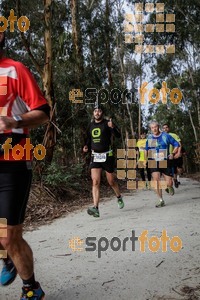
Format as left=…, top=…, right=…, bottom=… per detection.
left=0, top=236, right=17, bottom=250
left=0, top=226, right=22, bottom=250
left=92, top=178, right=100, bottom=186
left=152, top=175, right=160, bottom=181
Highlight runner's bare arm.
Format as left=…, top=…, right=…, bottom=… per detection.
left=174, top=142, right=182, bottom=158
left=168, top=146, right=179, bottom=159
left=0, top=110, right=49, bottom=131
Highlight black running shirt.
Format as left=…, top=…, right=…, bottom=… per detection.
left=86, top=119, right=121, bottom=153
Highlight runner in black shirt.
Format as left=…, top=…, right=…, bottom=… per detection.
left=83, top=105, right=124, bottom=217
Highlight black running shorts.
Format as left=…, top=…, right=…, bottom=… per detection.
left=89, top=155, right=115, bottom=173
left=168, top=158, right=183, bottom=174
left=149, top=160, right=173, bottom=177
left=150, top=167, right=173, bottom=177
left=174, top=157, right=183, bottom=169
left=0, top=170, right=32, bottom=226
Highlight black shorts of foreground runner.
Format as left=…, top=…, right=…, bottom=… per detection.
left=0, top=171, right=32, bottom=225
left=89, top=154, right=115, bottom=173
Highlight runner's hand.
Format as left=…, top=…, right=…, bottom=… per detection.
left=108, top=118, right=114, bottom=128
left=0, top=117, right=17, bottom=131
left=83, top=145, right=88, bottom=153
left=173, top=153, right=180, bottom=159
left=168, top=154, right=174, bottom=160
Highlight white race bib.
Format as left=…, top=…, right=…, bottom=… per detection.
left=93, top=152, right=107, bottom=162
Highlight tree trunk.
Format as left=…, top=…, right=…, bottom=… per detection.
left=71, top=0, right=84, bottom=82
left=73, top=127, right=77, bottom=162
left=117, top=45, right=135, bottom=138
left=42, top=0, right=56, bottom=163
left=105, top=0, right=113, bottom=86
left=197, top=100, right=200, bottom=131
left=172, top=76, right=198, bottom=142
left=115, top=2, right=135, bottom=138
left=187, top=67, right=200, bottom=131
left=43, top=0, right=52, bottom=106
left=138, top=55, right=143, bottom=137
left=120, top=127, right=125, bottom=150
left=17, top=0, right=56, bottom=164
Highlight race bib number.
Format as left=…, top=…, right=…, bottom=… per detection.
left=93, top=152, right=107, bottom=162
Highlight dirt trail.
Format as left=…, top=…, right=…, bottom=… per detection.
left=1, top=177, right=200, bottom=300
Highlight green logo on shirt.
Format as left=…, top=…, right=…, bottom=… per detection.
left=92, top=128, right=101, bottom=138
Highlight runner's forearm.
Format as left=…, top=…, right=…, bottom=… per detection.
left=172, top=147, right=179, bottom=155
left=14, top=110, right=49, bottom=129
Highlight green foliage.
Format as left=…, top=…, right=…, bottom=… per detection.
left=43, top=161, right=84, bottom=189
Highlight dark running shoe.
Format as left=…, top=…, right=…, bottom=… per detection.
left=20, top=282, right=45, bottom=300
left=87, top=206, right=100, bottom=217
left=165, top=188, right=169, bottom=193
left=174, top=180, right=179, bottom=188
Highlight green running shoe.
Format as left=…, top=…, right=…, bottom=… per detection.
left=168, top=187, right=175, bottom=195
left=155, top=199, right=165, bottom=208
left=117, top=197, right=124, bottom=209
left=87, top=206, right=100, bottom=217
left=146, top=181, right=151, bottom=190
